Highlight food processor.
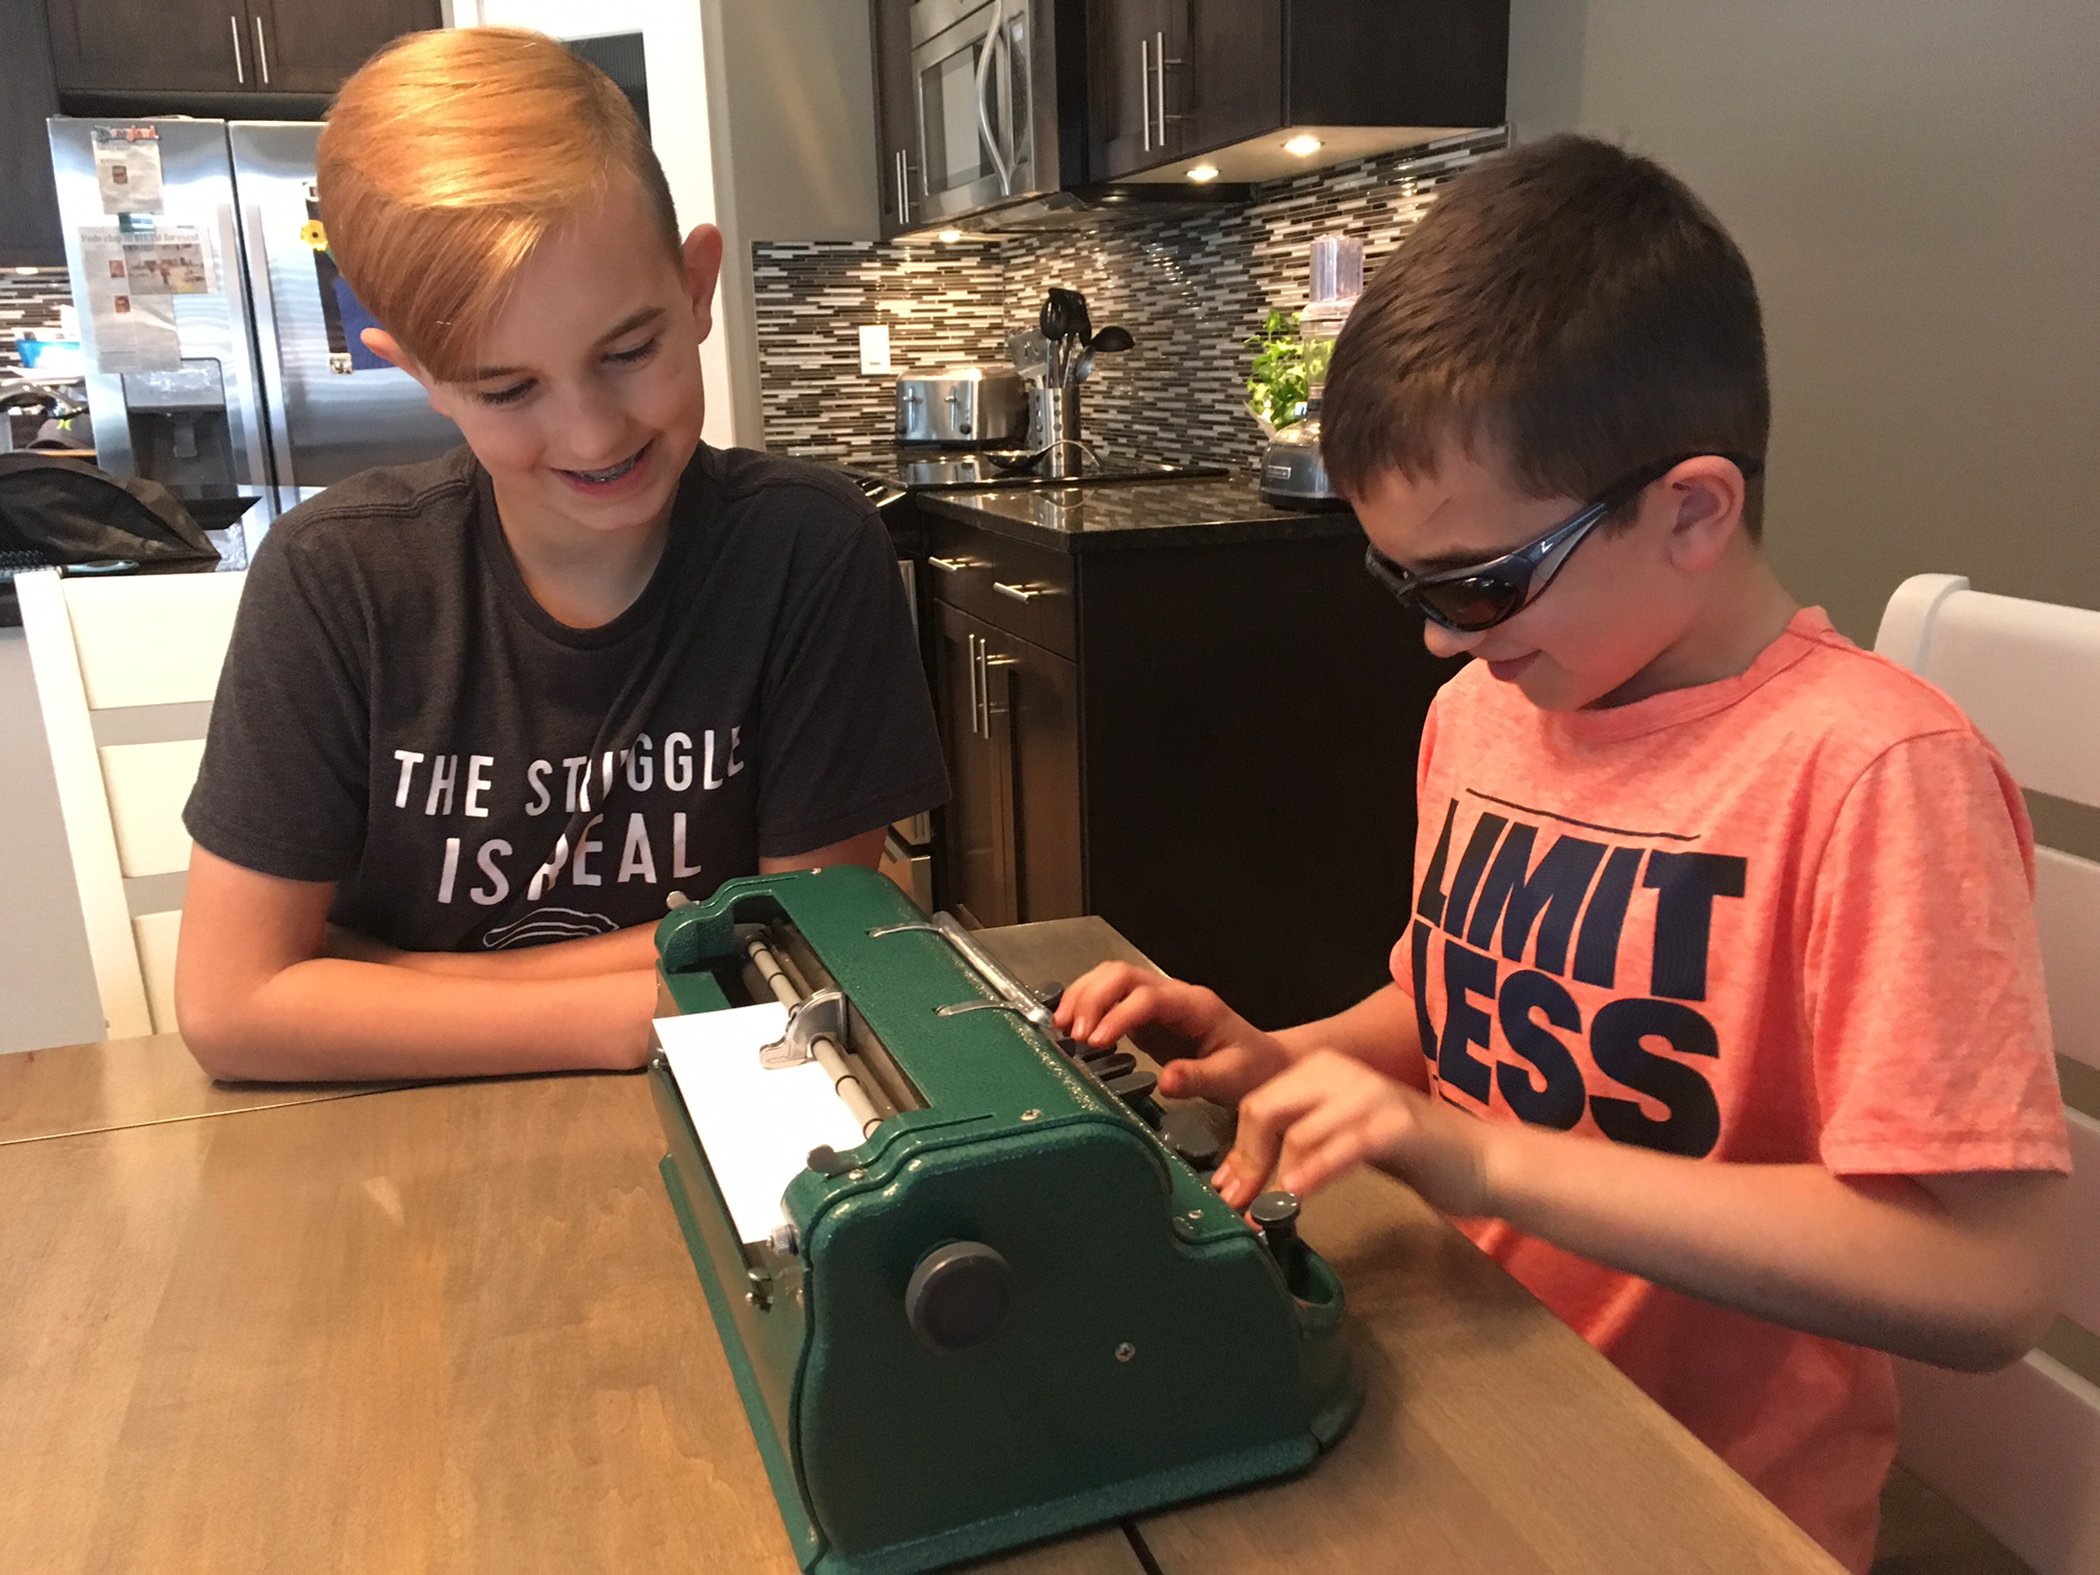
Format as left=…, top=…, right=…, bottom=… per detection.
left=1258, top=235, right=1363, bottom=511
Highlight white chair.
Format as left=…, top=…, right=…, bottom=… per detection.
left=1874, top=573, right=2100, bottom=1575
left=17, top=568, right=245, bottom=1039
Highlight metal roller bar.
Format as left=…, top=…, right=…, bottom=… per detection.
left=745, top=935, right=890, bottom=1137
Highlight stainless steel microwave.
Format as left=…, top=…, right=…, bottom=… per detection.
left=908, top=0, right=1079, bottom=229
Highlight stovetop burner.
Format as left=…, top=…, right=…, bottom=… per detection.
left=843, top=446, right=1228, bottom=493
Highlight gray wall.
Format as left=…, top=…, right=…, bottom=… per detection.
left=1507, top=0, right=2100, bottom=644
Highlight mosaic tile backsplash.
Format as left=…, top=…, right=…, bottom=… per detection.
left=0, top=268, right=73, bottom=373
left=752, top=129, right=1506, bottom=468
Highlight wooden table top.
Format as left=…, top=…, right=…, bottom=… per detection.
left=0, top=1032, right=408, bottom=1146
left=0, top=917, right=1836, bottom=1573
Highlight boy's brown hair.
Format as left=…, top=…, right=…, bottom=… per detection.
left=1322, top=135, right=1769, bottom=536
left=317, top=27, right=680, bottom=384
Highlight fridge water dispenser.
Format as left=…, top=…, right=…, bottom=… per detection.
left=120, top=360, right=237, bottom=492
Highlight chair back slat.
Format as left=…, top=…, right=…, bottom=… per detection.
left=66, top=575, right=242, bottom=711
left=101, top=740, right=205, bottom=880
left=1876, top=575, right=2100, bottom=810
left=132, top=911, right=182, bottom=1036
left=2037, top=848, right=2100, bottom=1075
left=1896, top=1352, right=2100, bottom=1575
left=2062, top=1112, right=2100, bottom=1336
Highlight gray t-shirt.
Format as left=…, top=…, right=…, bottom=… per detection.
left=185, top=444, right=946, bottom=952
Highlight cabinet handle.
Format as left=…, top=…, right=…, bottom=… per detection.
left=993, top=580, right=1047, bottom=602
left=982, top=650, right=1016, bottom=732
left=928, top=555, right=976, bottom=574
left=967, top=632, right=981, bottom=738
left=254, top=14, right=271, bottom=86
left=1154, top=32, right=1182, bottom=144
left=895, top=148, right=912, bottom=226
left=1139, top=37, right=1151, bottom=153
left=229, top=14, right=245, bottom=84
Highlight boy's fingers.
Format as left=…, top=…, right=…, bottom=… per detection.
left=1222, top=1079, right=1319, bottom=1208
left=1278, top=1128, right=1370, bottom=1198
left=1087, top=983, right=1183, bottom=1048
left=1158, top=1043, right=1254, bottom=1101
left=1052, top=962, right=1136, bottom=1035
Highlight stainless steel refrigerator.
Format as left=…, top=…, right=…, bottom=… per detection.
left=46, top=117, right=459, bottom=499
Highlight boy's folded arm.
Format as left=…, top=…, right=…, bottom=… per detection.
left=323, top=920, right=662, bottom=980
left=1480, top=1120, right=2070, bottom=1372
left=177, top=847, right=656, bottom=1081
left=311, top=826, right=891, bottom=983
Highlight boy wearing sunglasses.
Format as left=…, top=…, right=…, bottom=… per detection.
left=1055, top=135, right=2066, bottom=1571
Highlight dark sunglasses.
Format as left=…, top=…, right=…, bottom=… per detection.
left=1363, top=452, right=1765, bottom=632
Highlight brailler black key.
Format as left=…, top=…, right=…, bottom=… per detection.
left=1055, top=1035, right=1087, bottom=1059
left=1129, top=1095, right=1165, bottom=1131
left=1250, top=1191, right=1301, bottom=1261
left=1161, top=1107, right=1223, bottom=1171
left=1104, top=1068, right=1157, bottom=1104
left=1088, top=1051, right=1137, bottom=1082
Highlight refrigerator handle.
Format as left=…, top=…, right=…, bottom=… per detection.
left=253, top=15, right=271, bottom=87
left=229, top=198, right=294, bottom=495
left=228, top=15, right=245, bottom=85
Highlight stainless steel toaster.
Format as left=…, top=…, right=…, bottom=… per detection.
left=894, top=364, right=1027, bottom=448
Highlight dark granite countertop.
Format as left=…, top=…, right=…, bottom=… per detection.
left=913, top=477, right=1360, bottom=554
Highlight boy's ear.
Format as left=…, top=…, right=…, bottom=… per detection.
left=361, top=327, right=426, bottom=386
left=679, top=224, right=725, bottom=342
left=1661, top=455, right=1750, bottom=573
left=361, top=327, right=463, bottom=422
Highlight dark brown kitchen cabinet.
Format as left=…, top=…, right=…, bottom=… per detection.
left=1086, top=0, right=1172, bottom=180
left=1088, top=0, right=1506, bottom=183
left=1088, top=0, right=1280, bottom=178
left=0, top=0, right=66, bottom=266
left=46, top=0, right=249, bottom=95
left=918, top=501, right=1459, bottom=1030
left=244, top=0, right=441, bottom=94
left=869, top=0, right=920, bottom=238
left=45, top=0, right=439, bottom=100
left=934, top=602, right=1082, bottom=931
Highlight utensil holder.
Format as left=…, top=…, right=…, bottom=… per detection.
left=1032, top=381, right=1084, bottom=477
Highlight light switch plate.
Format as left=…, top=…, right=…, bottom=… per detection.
left=858, top=323, right=892, bottom=375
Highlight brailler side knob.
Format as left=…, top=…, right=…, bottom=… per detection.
left=905, top=1241, right=1015, bottom=1354
left=1249, top=1190, right=1301, bottom=1261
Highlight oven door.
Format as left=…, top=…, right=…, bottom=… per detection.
left=910, top=0, right=1036, bottom=224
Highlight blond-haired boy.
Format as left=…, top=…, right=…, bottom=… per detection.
left=179, top=30, right=946, bottom=1079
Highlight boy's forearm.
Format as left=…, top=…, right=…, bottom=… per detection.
left=187, top=959, right=659, bottom=1082
left=1477, top=1122, right=2065, bottom=1371
left=342, top=922, right=664, bottom=980
left=1275, top=983, right=1430, bottom=1091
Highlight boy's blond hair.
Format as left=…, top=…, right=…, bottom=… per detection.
left=317, top=27, right=681, bottom=383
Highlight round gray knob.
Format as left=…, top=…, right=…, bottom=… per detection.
left=1250, top=1190, right=1301, bottom=1259
left=905, top=1241, right=1014, bottom=1354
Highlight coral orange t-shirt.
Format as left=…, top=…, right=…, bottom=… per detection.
left=1393, top=608, right=2069, bottom=1573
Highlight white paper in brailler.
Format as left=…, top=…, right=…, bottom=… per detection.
left=656, top=1003, right=869, bottom=1245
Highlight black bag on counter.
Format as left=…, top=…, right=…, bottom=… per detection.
left=0, top=453, right=220, bottom=567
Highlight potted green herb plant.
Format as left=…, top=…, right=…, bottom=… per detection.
left=1245, top=309, right=1308, bottom=437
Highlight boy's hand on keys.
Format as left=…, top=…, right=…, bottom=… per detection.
left=1053, top=962, right=1296, bottom=1106
left=1211, top=1050, right=1493, bottom=1217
